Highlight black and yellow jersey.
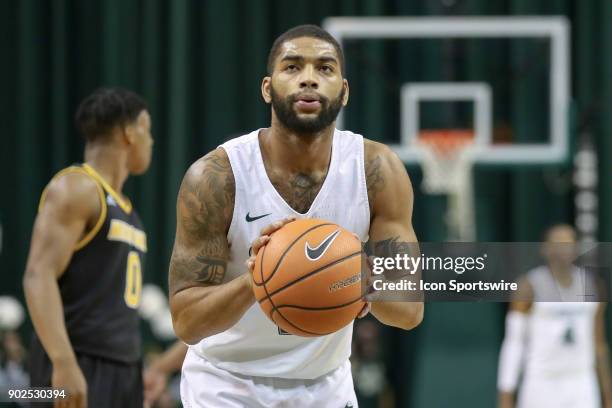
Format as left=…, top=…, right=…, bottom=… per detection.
left=31, top=163, right=146, bottom=364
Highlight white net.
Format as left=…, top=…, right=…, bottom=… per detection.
left=419, top=141, right=477, bottom=241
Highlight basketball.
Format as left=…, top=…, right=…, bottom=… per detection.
left=252, top=218, right=365, bottom=337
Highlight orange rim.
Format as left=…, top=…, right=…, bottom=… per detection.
left=418, top=129, right=474, bottom=155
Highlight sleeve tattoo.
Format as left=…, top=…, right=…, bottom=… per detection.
left=169, top=150, right=235, bottom=293
left=193, top=256, right=226, bottom=285
left=367, top=236, right=420, bottom=282
left=372, top=236, right=414, bottom=258
left=365, top=155, right=385, bottom=205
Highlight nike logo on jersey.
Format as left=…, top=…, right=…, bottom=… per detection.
left=245, top=212, right=271, bottom=222
left=305, top=229, right=340, bottom=261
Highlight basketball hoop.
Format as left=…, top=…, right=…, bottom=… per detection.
left=418, top=130, right=477, bottom=241
left=418, top=130, right=474, bottom=194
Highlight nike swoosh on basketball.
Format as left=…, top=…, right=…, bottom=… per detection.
left=245, top=212, right=271, bottom=222
left=305, top=229, right=340, bottom=261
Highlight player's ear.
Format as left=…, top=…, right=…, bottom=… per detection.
left=261, top=76, right=272, bottom=104
left=341, top=79, right=349, bottom=107
left=122, top=123, right=137, bottom=145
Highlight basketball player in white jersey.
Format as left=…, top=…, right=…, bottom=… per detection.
left=168, top=25, right=423, bottom=407
left=497, top=224, right=612, bottom=408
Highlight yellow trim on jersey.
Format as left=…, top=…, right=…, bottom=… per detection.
left=38, top=166, right=83, bottom=212
left=82, top=163, right=133, bottom=214
left=38, top=166, right=108, bottom=251
left=74, top=180, right=107, bottom=250
left=107, top=219, right=147, bottom=252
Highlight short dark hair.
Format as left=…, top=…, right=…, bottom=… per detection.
left=75, top=88, right=147, bottom=141
left=267, top=24, right=345, bottom=75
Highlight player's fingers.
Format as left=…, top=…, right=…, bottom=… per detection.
left=251, top=235, right=270, bottom=255
left=361, top=256, right=374, bottom=280
left=357, top=302, right=371, bottom=318
left=259, top=221, right=283, bottom=237
left=367, top=255, right=375, bottom=271
left=278, top=215, right=297, bottom=227
left=361, top=269, right=376, bottom=301
left=259, top=216, right=296, bottom=236
left=245, top=256, right=256, bottom=272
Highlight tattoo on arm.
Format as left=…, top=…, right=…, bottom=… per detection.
left=366, top=155, right=385, bottom=205
left=170, top=250, right=228, bottom=291
left=178, top=153, right=234, bottom=235
left=169, top=149, right=235, bottom=294
left=194, top=257, right=226, bottom=285
left=372, top=236, right=413, bottom=257
left=368, top=236, right=419, bottom=281
left=169, top=242, right=228, bottom=293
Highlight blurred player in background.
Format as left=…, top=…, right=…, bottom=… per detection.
left=497, top=224, right=612, bottom=408
left=23, top=88, right=152, bottom=408
left=142, top=340, right=187, bottom=405
left=169, top=24, right=423, bottom=407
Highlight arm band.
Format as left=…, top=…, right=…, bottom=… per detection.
left=497, top=311, right=528, bottom=392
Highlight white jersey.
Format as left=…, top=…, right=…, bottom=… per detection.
left=190, top=128, right=370, bottom=379
left=517, top=266, right=600, bottom=408
left=516, top=267, right=601, bottom=407
left=522, top=266, right=598, bottom=380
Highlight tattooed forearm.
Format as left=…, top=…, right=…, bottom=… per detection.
left=194, top=256, right=226, bottom=284
left=169, top=241, right=228, bottom=293
left=372, top=236, right=414, bottom=257
left=367, top=236, right=420, bottom=281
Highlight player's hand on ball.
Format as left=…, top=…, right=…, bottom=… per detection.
left=253, top=219, right=366, bottom=335
left=52, top=359, right=87, bottom=408
left=246, top=216, right=297, bottom=287
left=351, top=233, right=372, bottom=319
left=251, top=216, right=297, bottom=256
left=247, top=216, right=297, bottom=269
left=357, top=302, right=371, bottom=318
left=358, top=252, right=374, bottom=318
left=354, top=238, right=375, bottom=297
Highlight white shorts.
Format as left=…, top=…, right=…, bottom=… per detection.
left=517, top=372, right=600, bottom=408
left=180, top=348, right=358, bottom=408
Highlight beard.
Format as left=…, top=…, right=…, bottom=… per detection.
left=270, top=85, right=344, bottom=134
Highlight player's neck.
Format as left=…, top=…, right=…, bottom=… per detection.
left=84, top=144, right=129, bottom=194
left=548, top=263, right=574, bottom=287
left=263, top=122, right=334, bottom=173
